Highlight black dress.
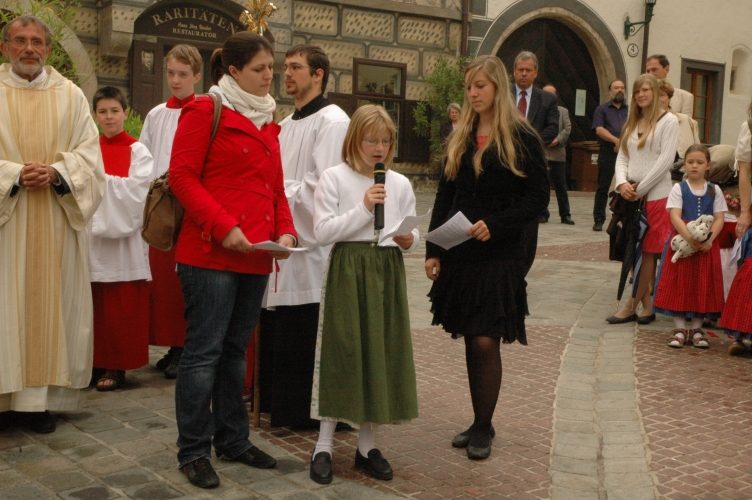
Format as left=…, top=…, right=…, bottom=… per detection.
left=426, top=128, right=550, bottom=344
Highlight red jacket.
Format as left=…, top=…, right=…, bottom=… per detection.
left=169, top=95, right=296, bottom=275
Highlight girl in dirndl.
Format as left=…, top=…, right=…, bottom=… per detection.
left=719, top=101, right=752, bottom=355
left=654, top=144, right=727, bottom=348
left=309, top=105, right=419, bottom=484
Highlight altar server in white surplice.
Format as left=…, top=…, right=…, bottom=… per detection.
left=259, top=45, right=350, bottom=429
left=0, top=16, right=105, bottom=434
left=89, top=86, right=153, bottom=392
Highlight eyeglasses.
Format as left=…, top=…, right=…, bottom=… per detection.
left=9, top=37, right=46, bottom=49
left=283, top=63, right=310, bottom=72
left=362, top=138, right=393, bottom=147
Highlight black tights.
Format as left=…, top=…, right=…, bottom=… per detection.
left=464, top=335, right=501, bottom=433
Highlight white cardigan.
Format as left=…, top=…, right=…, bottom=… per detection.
left=614, top=112, right=679, bottom=201
left=314, top=163, right=419, bottom=251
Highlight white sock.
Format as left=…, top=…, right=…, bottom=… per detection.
left=673, top=317, right=687, bottom=330
left=357, top=422, right=376, bottom=456
left=690, top=318, right=703, bottom=330
left=313, top=419, right=336, bottom=458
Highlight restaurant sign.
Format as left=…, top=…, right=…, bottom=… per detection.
left=136, top=4, right=244, bottom=41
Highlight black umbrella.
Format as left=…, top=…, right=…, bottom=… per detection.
left=606, top=192, right=646, bottom=300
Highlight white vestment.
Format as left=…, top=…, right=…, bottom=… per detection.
left=139, top=103, right=181, bottom=178
left=88, top=141, right=153, bottom=282
left=263, top=103, right=350, bottom=307
left=0, top=64, right=105, bottom=411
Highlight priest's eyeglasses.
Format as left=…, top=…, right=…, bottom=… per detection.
left=9, top=37, right=46, bottom=49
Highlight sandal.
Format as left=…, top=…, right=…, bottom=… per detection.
left=96, top=370, right=125, bottom=392
left=667, top=329, right=687, bottom=348
left=690, top=329, right=709, bottom=349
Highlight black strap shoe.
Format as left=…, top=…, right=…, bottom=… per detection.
left=355, top=448, right=393, bottom=480
left=181, top=457, right=219, bottom=489
left=593, top=222, right=604, bottom=232
left=310, top=451, right=333, bottom=484
left=224, top=446, right=277, bottom=469
left=561, top=216, right=575, bottom=225
left=466, top=428, right=493, bottom=460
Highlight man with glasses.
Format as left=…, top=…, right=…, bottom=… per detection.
left=259, top=45, right=350, bottom=429
left=0, top=15, right=104, bottom=433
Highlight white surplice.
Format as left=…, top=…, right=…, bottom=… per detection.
left=88, top=141, right=153, bottom=282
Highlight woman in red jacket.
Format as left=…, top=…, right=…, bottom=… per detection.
left=168, top=32, right=297, bottom=489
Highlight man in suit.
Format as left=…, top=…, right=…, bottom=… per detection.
left=542, top=84, right=574, bottom=225
left=645, top=54, right=694, bottom=116
left=512, top=51, right=558, bottom=223
left=512, top=51, right=557, bottom=271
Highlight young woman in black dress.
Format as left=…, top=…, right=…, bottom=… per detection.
left=425, top=55, right=550, bottom=460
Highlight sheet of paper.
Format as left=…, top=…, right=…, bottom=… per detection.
left=380, top=209, right=432, bottom=242
left=425, top=211, right=473, bottom=250
left=253, top=240, right=308, bottom=252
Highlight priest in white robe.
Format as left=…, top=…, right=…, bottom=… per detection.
left=0, top=16, right=105, bottom=433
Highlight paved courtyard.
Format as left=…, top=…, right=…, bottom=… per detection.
left=1, top=191, right=751, bottom=499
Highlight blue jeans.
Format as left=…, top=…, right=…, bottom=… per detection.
left=175, top=264, right=268, bottom=467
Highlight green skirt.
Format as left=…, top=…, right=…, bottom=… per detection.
left=311, top=242, right=418, bottom=425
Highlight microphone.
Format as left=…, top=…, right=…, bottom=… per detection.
left=373, top=164, right=385, bottom=231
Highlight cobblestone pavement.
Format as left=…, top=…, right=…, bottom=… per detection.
left=1, top=191, right=751, bottom=499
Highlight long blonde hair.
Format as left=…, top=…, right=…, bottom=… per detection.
left=620, top=74, right=664, bottom=156
left=444, top=55, right=534, bottom=180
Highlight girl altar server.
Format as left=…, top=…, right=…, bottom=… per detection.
left=309, top=104, right=419, bottom=484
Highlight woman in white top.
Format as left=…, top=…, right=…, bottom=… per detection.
left=607, top=74, right=679, bottom=324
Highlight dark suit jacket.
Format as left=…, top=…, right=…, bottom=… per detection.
left=515, top=86, right=559, bottom=145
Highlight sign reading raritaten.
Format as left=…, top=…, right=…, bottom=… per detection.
left=137, top=5, right=244, bottom=40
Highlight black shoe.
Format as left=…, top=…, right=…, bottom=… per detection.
left=593, top=222, right=603, bottom=232
left=451, top=424, right=496, bottom=448
left=155, top=348, right=175, bottom=371
left=466, top=428, right=493, bottom=460
left=335, top=422, right=354, bottom=432
left=538, top=216, right=549, bottom=223
left=310, top=451, right=333, bottom=484
left=27, top=411, right=56, bottom=434
left=164, top=348, right=182, bottom=379
left=225, top=446, right=277, bottom=469
left=355, top=449, right=393, bottom=480
left=0, top=411, right=15, bottom=431
left=606, top=314, right=637, bottom=324
left=561, top=216, right=575, bottom=225
left=636, top=313, right=656, bottom=325
left=181, top=457, right=219, bottom=489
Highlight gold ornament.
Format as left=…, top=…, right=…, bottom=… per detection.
left=240, top=0, right=277, bottom=35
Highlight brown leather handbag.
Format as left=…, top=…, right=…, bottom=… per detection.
left=141, top=93, right=222, bottom=251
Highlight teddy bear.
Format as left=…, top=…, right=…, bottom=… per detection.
left=670, top=214, right=715, bottom=263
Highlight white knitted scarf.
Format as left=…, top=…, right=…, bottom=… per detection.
left=218, top=74, right=275, bottom=129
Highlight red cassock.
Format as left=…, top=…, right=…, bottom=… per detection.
left=93, top=133, right=150, bottom=370
left=148, top=246, right=187, bottom=347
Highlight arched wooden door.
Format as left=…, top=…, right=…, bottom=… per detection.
left=498, top=18, right=599, bottom=142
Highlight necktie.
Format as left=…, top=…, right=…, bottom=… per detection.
left=518, top=90, right=527, bottom=117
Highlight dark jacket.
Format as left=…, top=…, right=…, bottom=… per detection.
left=516, top=86, right=559, bottom=145
left=426, top=127, right=550, bottom=262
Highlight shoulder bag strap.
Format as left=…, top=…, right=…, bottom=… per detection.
left=209, top=92, right=222, bottom=142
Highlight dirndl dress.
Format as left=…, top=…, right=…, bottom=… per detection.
left=719, top=230, right=752, bottom=335
left=311, top=242, right=418, bottom=426
left=654, top=182, right=725, bottom=318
